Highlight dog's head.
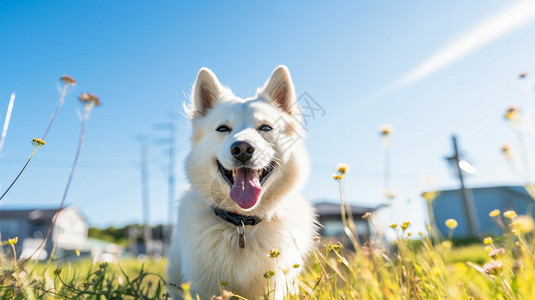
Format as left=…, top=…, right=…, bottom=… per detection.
left=185, top=66, right=308, bottom=216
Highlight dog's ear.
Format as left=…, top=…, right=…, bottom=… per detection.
left=260, top=65, right=296, bottom=114
left=192, top=68, right=223, bottom=116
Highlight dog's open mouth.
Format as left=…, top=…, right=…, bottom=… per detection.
left=217, top=160, right=274, bottom=210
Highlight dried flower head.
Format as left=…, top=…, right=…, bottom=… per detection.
left=482, top=260, right=503, bottom=275
left=504, top=210, right=517, bottom=219
left=60, top=75, right=76, bottom=86
left=489, top=248, right=505, bottom=259
left=501, top=144, right=513, bottom=159
left=384, top=191, right=396, bottom=199
left=489, top=209, right=500, bottom=218
left=504, top=107, right=518, bottom=120
left=337, top=163, right=349, bottom=174
left=79, top=92, right=101, bottom=107
left=445, top=219, right=458, bottom=229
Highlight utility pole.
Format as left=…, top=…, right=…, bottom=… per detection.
left=137, top=136, right=153, bottom=256
left=167, top=121, right=176, bottom=228
left=154, top=118, right=177, bottom=250
left=448, top=135, right=480, bottom=237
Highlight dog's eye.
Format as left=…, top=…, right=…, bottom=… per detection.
left=216, top=125, right=231, bottom=132
left=259, top=124, right=272, bottom=132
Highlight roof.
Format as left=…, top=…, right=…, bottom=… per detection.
left=0, top=208, right=57, bottom=220
left=0, top=206, right=85, bottom=222
left=314, top=202, right=376, bottom=216
left=437, top=185, right=531, bottom=199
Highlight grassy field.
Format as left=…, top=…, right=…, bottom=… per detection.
left=1, top=213, right=534, bottom=300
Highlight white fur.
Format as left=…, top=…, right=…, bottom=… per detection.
left=167, top=66, right=317, bottom=299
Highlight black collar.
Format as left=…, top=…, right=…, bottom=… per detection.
left=212, top=207, right=263, bottom=226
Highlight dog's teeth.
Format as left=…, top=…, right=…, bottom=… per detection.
left=232, top=170, right=236, bottom=178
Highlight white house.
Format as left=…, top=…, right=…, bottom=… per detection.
left=0, top=206, right=88, bottom=259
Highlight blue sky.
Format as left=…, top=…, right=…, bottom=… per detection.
left=1, top=1, right=535, bottom=229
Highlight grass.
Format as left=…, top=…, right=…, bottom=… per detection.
left=0, top=251, right=168, bottom=299
left=2, top=228, right=533, bottom=299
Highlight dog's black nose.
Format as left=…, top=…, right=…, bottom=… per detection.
left=231, top=141, right=255, bottom=163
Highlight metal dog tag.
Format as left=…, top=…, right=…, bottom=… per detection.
left=237, top=220, right=246, bottom=249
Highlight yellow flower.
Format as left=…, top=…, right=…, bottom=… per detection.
left=337, top=163, right=349, bottom=174
left=263, top=270, right=275, bottom=279
left=7, top=237, right=18, bottom=245
left=504, top=210, right=517, bottom=219
left=407, top=232, right=412, bottom=237
left=268, top=249, right=280, bottom=258
left=32, top=138, right=46, bottom=148
left=489, top=209, right=500, bottom=218
left=421, top=191, right=440, bottom=202
left=504, top=107, right=518, bottom=120
left=513, top=215, right=535, bottom=233
left=401, top=221, right=410, bottom=231
left=75, top=249, right=80, bottom=257
left=483, top=237, right=493, bottom=245
left=220, top=281, right=228, bottom=287
left=180, top=282, right=191, bottom=293
left=441, top=240, right=452, bottom=250
left=484, top=246, right=493, bottom=253
left=379, top=124, right=394, bottom=136
left=332, top=174, right=343, bottom=181
left=331, top=243, right=342, bottom=253
left=445, top=219, right=458, bottom=229
left=389, top=223, right=398, bottom=229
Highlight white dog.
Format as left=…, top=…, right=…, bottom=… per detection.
left=167, top=66, right=317, bottom=299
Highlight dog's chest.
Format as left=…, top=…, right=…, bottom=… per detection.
left=180, top=211, right=302, bottom=296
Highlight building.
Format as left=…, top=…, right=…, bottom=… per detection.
left=0, top=206, right=88, bottom=259
left=314, top=201, right=377, bottom=243
left=432, top=186, right=535, bottom=237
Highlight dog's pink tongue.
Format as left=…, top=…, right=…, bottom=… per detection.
left=230, top=168, right=262, bottom=209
